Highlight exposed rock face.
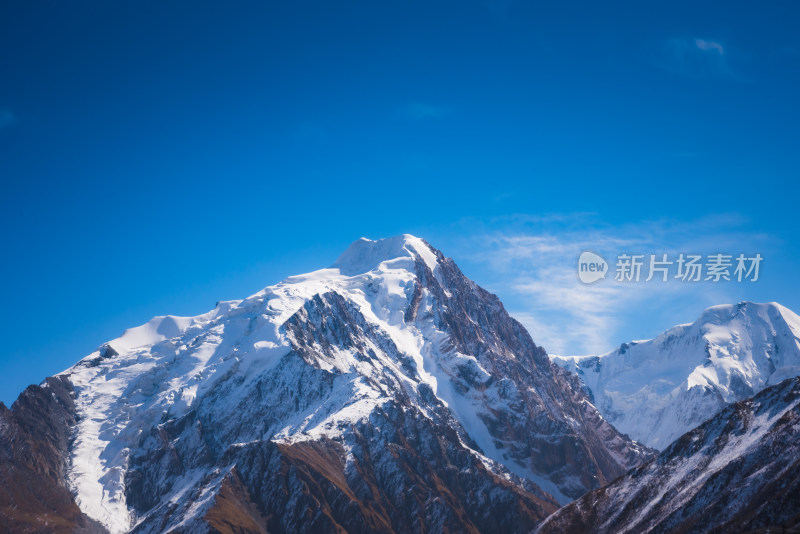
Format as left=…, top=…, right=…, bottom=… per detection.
left=0, top=376, right=106, bottom=533
left=200, top=410, right=557, bottom=534
left=537, top=376, right=800, bottom=534
left=0, top=235, right=651, bottom=533
left=408, top=250, right=652, bottom=500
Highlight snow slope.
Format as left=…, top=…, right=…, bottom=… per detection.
left=551, top=301, right=800, bottom=449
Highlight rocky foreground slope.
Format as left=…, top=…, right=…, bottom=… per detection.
left=537, top=375, right=800, bottom=534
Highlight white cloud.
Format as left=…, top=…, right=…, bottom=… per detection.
left=449, top=214, right=772, bottom=356
left=694, top=39, right=724, bottom=55
left=657, top=37, right=733, bottom=78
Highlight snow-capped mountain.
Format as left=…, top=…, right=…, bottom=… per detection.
left=0, top=235, right=650, bottom=533
left=536, top=375, right=800, bottom=534
left=551, top=301, right=800, bottom=449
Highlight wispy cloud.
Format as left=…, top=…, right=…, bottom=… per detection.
left=694, top=39, right=724, bottom=55
left=657, top=37, right=734, bottom=78
left=403, top=102, right=451, bottom=121
left=448, top=214, right=772, bottom=355
left=0, top=109, right=16, bottom=129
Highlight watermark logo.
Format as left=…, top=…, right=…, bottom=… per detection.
left=578, top=252, right=763, bottom=284
left=578, top=251, right=608, bottom=284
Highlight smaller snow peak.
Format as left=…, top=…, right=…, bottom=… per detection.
left=332, top=234, right=439, bottom=276
left=696, top=301, right=794, bottom=328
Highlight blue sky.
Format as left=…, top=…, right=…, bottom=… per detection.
left=1, top=1, right=799, bottom=404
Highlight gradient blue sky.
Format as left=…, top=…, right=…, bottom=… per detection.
left=1, top=1, right=799, bottom=404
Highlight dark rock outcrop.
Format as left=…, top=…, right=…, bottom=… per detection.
left=0, top=376, right=106, bottom=533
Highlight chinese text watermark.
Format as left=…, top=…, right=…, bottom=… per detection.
left=578, top=252, right=762, bottom=284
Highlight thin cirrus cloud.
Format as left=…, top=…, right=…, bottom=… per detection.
left=452, top=214, right=772, bottom=356
left=657, top=36, right=733, bottom=78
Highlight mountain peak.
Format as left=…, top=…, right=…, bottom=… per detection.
left=695, top=300, right=797, bottom=327
left=33, top=234, right=651, bottom=532
left=552, top=300, right=800, bottom=449
left=331, top=234, right=439, bottom=276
